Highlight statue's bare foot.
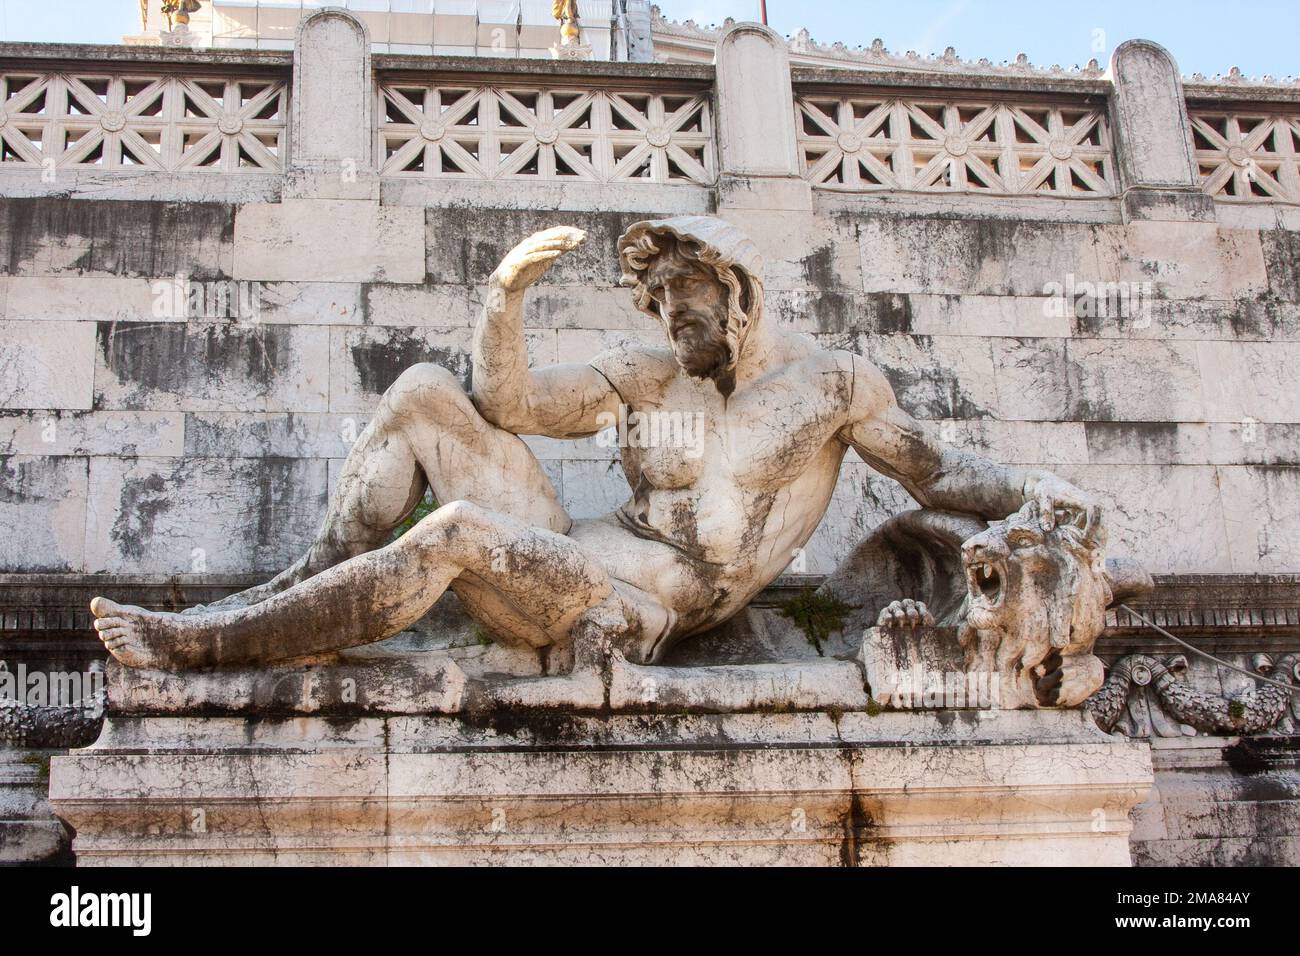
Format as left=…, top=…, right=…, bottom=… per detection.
left=91, top=597, right=199, bottom=670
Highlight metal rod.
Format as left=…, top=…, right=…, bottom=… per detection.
left=760, top=0, right=768, bottom=25
left=1117, top=604, right=1298, bottom=693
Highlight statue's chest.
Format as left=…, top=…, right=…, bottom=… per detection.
left=625, top=380, right=843, bottom=492
left=619, top=410, right=708, bottom=489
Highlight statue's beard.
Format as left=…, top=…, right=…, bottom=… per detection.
left=668, top=311, right=732, bottom=382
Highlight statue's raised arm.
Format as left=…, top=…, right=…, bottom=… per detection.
left=471, top=226, right=621, bottom=439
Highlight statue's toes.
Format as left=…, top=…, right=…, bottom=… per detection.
left=913, top=601, right=934, bottom=626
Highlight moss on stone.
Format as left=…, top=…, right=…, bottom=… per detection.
left=777, top=587, right=853, bottom=657
left=20, top=751, right=51, bottom=781
left=391, top=489, right=439, bottom=540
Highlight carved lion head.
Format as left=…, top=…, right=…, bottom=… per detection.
left=958, top=501, right=1151, bottom=708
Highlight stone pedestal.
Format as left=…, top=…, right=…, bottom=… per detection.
left=1130, top=734, right=1300, bottom=865
left=1, top=746, right=69, bottom=864
left=51, top=709, right=1152, bottom=866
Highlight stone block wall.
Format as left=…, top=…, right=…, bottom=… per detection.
left=2, top=202, right=1296, bottom=577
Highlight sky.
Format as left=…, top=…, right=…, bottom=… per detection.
left=0, top=0, right=1295, bottom=79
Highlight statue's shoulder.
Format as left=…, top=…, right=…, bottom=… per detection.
left=589, top=345, right=677, bottom=399
left=800, top=341, right=883, bottom=384
left=817, top=346, right=895, bottom=415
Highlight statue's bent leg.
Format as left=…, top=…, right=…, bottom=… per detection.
left=91, top=501, right=616, bottom=670
left=194, top=362, right=569, bottom=612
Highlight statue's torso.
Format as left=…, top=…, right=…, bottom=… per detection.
left=578, top=338, right=859, bottom=634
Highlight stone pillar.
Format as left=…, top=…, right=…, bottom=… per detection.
left=621, top=0, right=654, bottom=64
left=287, top=7, right=377, bottom=200
left=713, top=23, right=812, bottom=211
left=235, top=7, right=425, bottom=282
left=1107, top=39, right=1215, bottom=222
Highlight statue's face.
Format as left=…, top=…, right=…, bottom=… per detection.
left=643, top=250, right=731, bottom=380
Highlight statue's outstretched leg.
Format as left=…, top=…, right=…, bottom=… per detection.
left=188, top=362, right=570, bottom=613
left=91, top=501, right=616, bottom=670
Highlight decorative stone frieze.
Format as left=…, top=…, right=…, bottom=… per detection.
left=0, top=68, right=287, bottom=171
left=377, top=81, right=714, bottom=184
left=795, top=93, right=1113, bottom=196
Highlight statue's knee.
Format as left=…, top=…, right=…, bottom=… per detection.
left=434, top=498, right=487, bottom=529
left=385, top=363, right=473, bottom=424
left=404, top=499, right=488, bottom=549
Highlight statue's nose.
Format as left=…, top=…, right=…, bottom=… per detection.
left=963, top=537, right=1003, bottom=560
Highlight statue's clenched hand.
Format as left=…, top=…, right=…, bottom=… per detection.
left=491, top=226, right=586, bottom=294
left=1026, top=471, right=1101, bottom=535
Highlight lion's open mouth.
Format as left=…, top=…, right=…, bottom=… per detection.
left=966, top=558, right=1005, bottom=609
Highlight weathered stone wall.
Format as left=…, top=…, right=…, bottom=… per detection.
left=0, top=20, right=1297, bottom=583
left=2, top=196, right=1296, bottom=577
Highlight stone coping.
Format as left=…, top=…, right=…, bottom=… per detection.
left=373, top=52, right=714, bottom=84
left=83, top=707, right=1120, bottom=753
left=790, top=65, right=1112, bottom=98
left=0, top=42, right=712, bottom=86
left=0, top=41, right=293, bottom=69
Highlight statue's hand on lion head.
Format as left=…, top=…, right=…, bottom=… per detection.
left=957, top=499, right=1151, bottom=709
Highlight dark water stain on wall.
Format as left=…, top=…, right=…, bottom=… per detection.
left=350, top=333, right=471, bottom=396
left=253, top=458, right=313, bottom=549
left=1084, top=422, right=1180, bottom=464
left=96, top=322, right=289, bottom=406
left=0, top=197, right=233, bottom=278
left=1260, top=229, right=1300, bottom=303
left=111, top=471, right=174, bottom=563
left=426, top=208, right=672, bottom=287
left=866, top=335, right=988, bottom=421
left=799, top=244, right=839, bottom=292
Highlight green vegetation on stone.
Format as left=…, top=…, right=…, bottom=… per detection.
left=391, top=489, right=439, bottom=540
left=777, top=587, right=854, bottom=657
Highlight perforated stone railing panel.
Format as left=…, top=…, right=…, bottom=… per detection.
left=0, top=69, right=288, bottom=172
left=1190, top=106, right=1300, bottom=203
left=794, top=92, right=1114, bottom=196
left=377, top=78, right=715, bottom=185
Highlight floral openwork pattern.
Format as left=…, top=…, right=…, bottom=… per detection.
left=1190, top=108, right=1300, bottom=203
left=377, top=81, right=715, bottom=185
left=0, top=70, right=287, bottom=172
left=794, top=93, right=1114, bottom=196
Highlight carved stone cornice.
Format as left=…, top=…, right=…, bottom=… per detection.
left=3, top=573, right=1296, bottom=650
